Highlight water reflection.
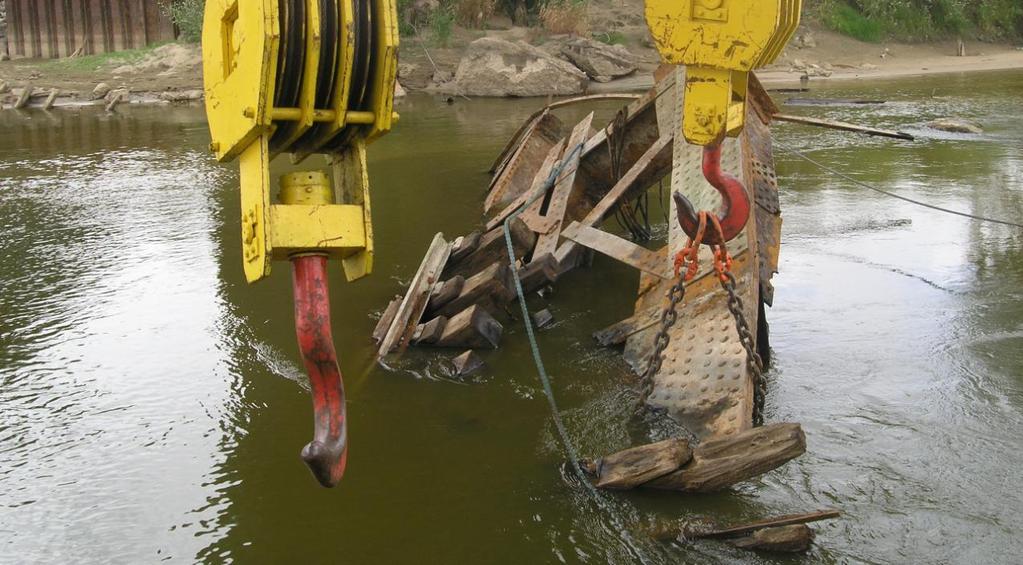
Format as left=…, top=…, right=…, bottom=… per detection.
left=0, top=71, right=1020, bottom=563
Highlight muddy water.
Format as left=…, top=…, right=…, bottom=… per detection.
left=1, top=70, right=1021, bottom=564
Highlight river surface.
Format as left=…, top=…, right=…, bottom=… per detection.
left=1, top=70, right=1021, bottom=564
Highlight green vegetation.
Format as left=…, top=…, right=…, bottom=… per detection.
left=429, top=6, right=456, bottom=47
left=592, top=30, right=626, bottom=46
left=163, top=0, right=206, bottom=43
left=814, top=0, right=1023, bottom=42
left=43, top=43, right=166, bottom=72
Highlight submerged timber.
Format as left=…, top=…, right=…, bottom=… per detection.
left=374, top=66, right=827, bottom=546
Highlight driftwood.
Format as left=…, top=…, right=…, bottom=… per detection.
left=428, top=276, right=465, bottom=312
left=592, top=308, right=660, bottom=347
left=728, top=524, right=813, bottom=552
left=646, top=423, right=806, bottom=492
left=692, top=510, right=841, bottom=540
left=412, top=316, right=448, bottom=345
left=583, top=439, right=693, bottom=489
left=585, top=423, right=805, bottom=493
left=450, top=232, right=481, bottom=263
left=772, top=113, right=914, bottom=141
left=434, top=262, right=512, bottom=318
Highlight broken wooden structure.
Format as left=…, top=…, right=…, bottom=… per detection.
left=373, top=67, right=837, bottom=551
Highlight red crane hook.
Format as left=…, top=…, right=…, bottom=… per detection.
left=673, top=144, right=751, bottom=245
left=292, top=255, right=348, bottom=488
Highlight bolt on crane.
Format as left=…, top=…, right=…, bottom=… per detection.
left=202, top=0, right=799, bottom=487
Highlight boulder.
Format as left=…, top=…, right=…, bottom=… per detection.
left=91, top=82, right=112, bottom=100
left=159, top=89, right=204, bottom=102
left=394, top=80, right=407, bottom=98
left=560, top=37, right=637, bottom=82
left=454, top=37, right=587, bottom=97
left=927, top=118, right=983, bottom=134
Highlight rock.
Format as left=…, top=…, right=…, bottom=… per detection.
left=159, top=89, right=204, bottom=102
left=105, top=88, right=129, bottom=102
left=431, top=69, right=453, bottom=84
left=560, top=37, right=637, bottom=83
left=398, top=62, right=417, bottom=78
left=394, top=80, right=407, bottom=98
left=451, top=350, right=485, bottom=377
left=0, top=53, right=9, bottom=62
left=453, top=37, right=587, bottom=97
left=860, top=63, right=878, bottom=70
left=796, top=33, right=816, bottom=49
left=927, top=118, right=983, bottom=134
left=91, top=83, right=111, bottom=100
left=791, top=59, right=806, bottom=70
left=0, top=80, right=9, bottom=94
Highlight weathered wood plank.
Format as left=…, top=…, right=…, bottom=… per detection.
left=450, top=231, right=481, bottom=264
left=554, top=134, right=673, bottom=261
left=412, top=316, right=448, bottom=345
left=728, top=524, right=813, bottom=553
left=645, top=423, right=806, bottom=492
left=560, top=222, right=671, bottom=279
left=435, top=305, right=504, bottom=349
left=14, top=85, right=34, bottom=109
left=532, top=113, right=594, bottom=260
left=435, top=262, right=512, bottom=318
left=377, top=233, right=452, bottom=358
left=451, top=350, right=485, bottom=376
left=485, top=140, right=566, bottom=233
left=372, top=297, right=402, bottom=345
left=772, top=113, right=914, bottom=140
left=587, top=439, right=693, bottom=490
left=593, top=308, right=661, bottom=347
left=427, top=276, right=465, bottom=313
left=696, top=510, right=841, bottom=540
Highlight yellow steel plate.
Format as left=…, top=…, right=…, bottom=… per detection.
left=365, top=0, right=399, bottom=142
left=238, top=136, right=274, bottom=282
left=203, top=0, right=279, bottom=161
left=269, top=204, right=367, bottom=259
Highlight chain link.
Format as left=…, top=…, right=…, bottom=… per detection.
left=635, top=273, right=685, bottom=416
left=719, top=271, right=767, bottom=426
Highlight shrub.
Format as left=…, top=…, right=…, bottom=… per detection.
left=453, top=0, right=496, bottom=28
left=539, top=0, right=588, bottom=35
left=430, top=6, right=456, bottom=46
left=163, top=0, right=206, bottom=44
left=822, top=2, right=884, bottom=42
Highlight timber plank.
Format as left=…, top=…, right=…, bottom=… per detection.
left=590, top=439, right=693, bottom=490
left=560, top=222, right=671, bottom=279
left=377, top=233, right=452, bottom=358
left=532, top=113, right=594, bottom=260
left=372, top=296, right=402, bottom=344
left=436, top=305, right=504, bottom=349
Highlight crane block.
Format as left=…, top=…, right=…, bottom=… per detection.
left=645, top=0, right=801, bottom=145
left=202, top=0, right=399, bottom=283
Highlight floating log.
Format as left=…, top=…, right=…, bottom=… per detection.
left=772, top=113, right=914, bottom=141
left=451, top=350, right=485, bottom=376
left=377, top=233, right=452, bottom=358
left=585, top=439, right=693, bottom=489
left=372, top=296, right=402, bottom=345
left=645, top=423, right=806, bottom=492
left=516, top=253, right=560, bottom=294
left=14, top=85, right=34, bottom=109
left=435, top=305, right=504, bottom=349
left=694, top=510, right=841, bottom=540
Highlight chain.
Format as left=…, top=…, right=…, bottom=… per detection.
left=635, top=210, right=768, bottom=426
left=634, top=274, right=686, bottom=415
left=718, top=270, right=767, bottom=426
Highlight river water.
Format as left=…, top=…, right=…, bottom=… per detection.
left=1, top=70, right=1020, bottom=564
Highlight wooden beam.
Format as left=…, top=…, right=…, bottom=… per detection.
left=586, top=439, right=693, bottom=490
left=772, top=113, right=914, bottom=140
left=532, top=113, right=594, bottom=260
left=14, top=85, right=34, bottom=109
left=377, top=233, right=452, bottom=358
left=560, top=222, right=671, bottom=279
left=435, top=305, right=504, bottom=349
left=372, top=297, right=402, bottom=345
left=645, top=423, right=806, bottom=492
left=593, top=308, right=661, bottom=347
left=694, top=510, right=841, bottom=540
left=434, top=262, right=512, bottom=318
left=555, top=134, right=673, bottom=261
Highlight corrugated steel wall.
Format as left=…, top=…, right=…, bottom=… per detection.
left=5, top=0, right=178, bottom=59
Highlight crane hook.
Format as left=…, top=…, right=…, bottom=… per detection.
left=292, top=254, right=348, bottom=488
left=673, top=144, right=752, bottom=245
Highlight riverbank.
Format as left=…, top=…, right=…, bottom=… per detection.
left=1, top=21, right=1021, bottom=108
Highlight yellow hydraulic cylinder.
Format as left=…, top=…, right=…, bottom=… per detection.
left=645, top=0, right=801, bottom=145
